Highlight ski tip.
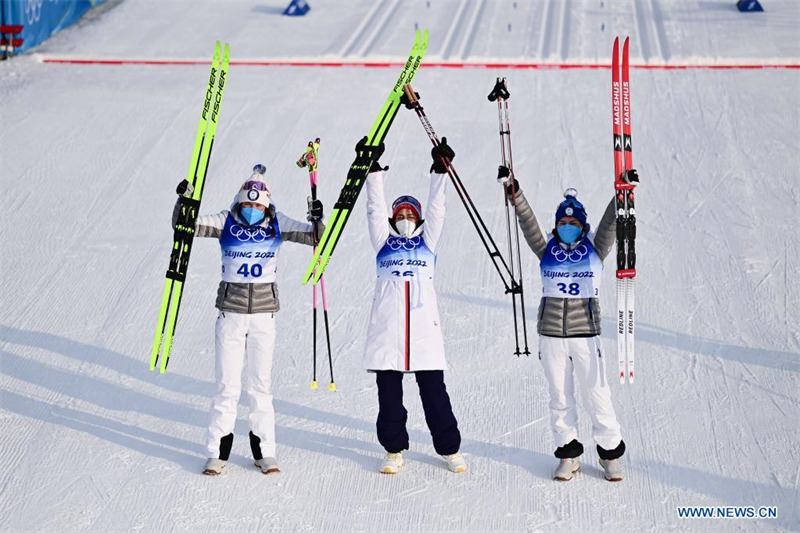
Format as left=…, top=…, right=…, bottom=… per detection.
left=619, top=372, right=625, bottom=384
left=328, top=382, right=337, bottom=392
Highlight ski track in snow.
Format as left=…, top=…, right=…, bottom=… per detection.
left=1, top=1, right=799, bottom=532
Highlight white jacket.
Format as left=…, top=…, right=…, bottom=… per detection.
left=363, top=171, right=448, bottom=372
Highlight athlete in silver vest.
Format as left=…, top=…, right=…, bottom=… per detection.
left=507, top=181, right=627, bottom=482
left=174, top=167, right=323, bottom=476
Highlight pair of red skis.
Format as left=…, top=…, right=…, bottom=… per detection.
left=612, top=36, right=639, bottom=384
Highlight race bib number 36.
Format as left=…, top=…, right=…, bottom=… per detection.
left=376, top=235, right=436, bottom=281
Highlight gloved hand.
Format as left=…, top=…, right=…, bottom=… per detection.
left=176, top=179, right=194, bottom=198
left=430, top=137, right=455, bottom=174
left=307, top=197, right=324, bottom=222
left=503, top=177, right=521, bottom=200
left=355, top=136, right=387, bottom=173
left=497, top=165, right=510, bottom=184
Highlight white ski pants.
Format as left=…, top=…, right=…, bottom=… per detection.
left=205, top=311, right=276, bottom=459
left=539, top=336, right=622, bottom=451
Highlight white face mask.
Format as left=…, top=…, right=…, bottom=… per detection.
left=395, top=219, right=415, bottom=237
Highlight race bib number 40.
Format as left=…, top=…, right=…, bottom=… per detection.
left=219, top=214, right=282, bottom=283
left=540, top=239, right=603, bottom=299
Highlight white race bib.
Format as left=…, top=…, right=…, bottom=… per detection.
left=219, top=214, right=282, bottom=283
left=376, top=235, right=436, bottom=281
left=540, top=237, right=603, bottom=298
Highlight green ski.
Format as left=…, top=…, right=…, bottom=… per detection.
left=302, top=30, right=429, bottom=285
left=150, top=41, right=230, bottom=373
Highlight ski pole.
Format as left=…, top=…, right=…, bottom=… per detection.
left=298, top=139, right=336, bottom=391
left=488, top=78, right=530, bottom=356
left=401, top=84, right=517, bottom=294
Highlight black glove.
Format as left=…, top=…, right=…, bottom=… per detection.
left=430, top=137, right=455, bottom=174
left=355, top=136, right=388, bottom=173
left=503, top=178, right=521, bottom=200
left=176, top=179, right=194, bottom=197
left=307, top=197, right=323, bottom=222
left=497, top=165, right=511, bottom=183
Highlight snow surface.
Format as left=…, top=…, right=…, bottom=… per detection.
left=1, top=1, right=798, bottom=532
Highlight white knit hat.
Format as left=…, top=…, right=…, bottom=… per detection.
left=235, top=171, right=271, bottom=208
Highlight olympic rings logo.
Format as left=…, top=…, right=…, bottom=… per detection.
left=26, top=0, right=44, bottom=24
left=229, top=224, right=270, bottom=242
left=551, top=244, right=588, bottom=263
left=387, top=235, right=421, bottom=251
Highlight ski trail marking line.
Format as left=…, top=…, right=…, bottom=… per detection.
left=494, top=416, right=547, bottom=438
left=457, top=0, right=485, bottom=61
left=37, top=56, right=800, bottom=69
left=338, top=0, right=384, bottom=57
left=439, top=0, right=469, bottom=60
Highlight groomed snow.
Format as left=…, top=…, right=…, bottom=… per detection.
left=1, top=1, right=798, bottom=532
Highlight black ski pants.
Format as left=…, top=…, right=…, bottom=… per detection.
left=375, top=370, right=461, bottom=456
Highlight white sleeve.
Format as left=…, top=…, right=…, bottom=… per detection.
left=276, top=211, right=316, bottom=246
left=195, top=210, right=228, bottom=239
left=422, top=172, right=447, bottom=252
left=365, top=170, right=390, bottom=252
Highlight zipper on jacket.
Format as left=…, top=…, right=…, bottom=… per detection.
left=562, top=299, right=568, bottom=337
left=405, top=280, right=410, bottom=371
left=248, top=284, right=254, bottom=314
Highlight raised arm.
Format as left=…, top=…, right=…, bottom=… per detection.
left=423, top=171, right=448, bottom=252
left=510, top=186, right=548, bottom=260
left=592, top=196, right=617, bottom=261
left=365, top=170, right=390, bottom=252
left=172, top=201, right=226, bottom=239
left=423, top=137, right=455, bottom=252
left=277, top=211, right=322, bottom=246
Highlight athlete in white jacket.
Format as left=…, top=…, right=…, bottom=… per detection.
left=362, top=138, right=466, bottom=475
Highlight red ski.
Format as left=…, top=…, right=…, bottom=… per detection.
left=612, top=36, right=639, bottom=384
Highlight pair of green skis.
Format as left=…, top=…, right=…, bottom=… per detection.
left=150, top=41, right=230, bottom=373
left=151, top=31, right=427, bottom=371
left=302, top=29, right=429, bottom=285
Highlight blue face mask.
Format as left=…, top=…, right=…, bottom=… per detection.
left=240, top=207, right=266, bottom=226
left=557, top=224, right=582, bottom=244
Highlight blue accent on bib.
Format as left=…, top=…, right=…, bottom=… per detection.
left=540, top=237, right=603, bottom=298
left=376, top=235, right=436, bottom=281
left=219, top=213, right=282, bottom=283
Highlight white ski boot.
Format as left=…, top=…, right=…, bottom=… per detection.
left=203, top=458, right=226, bottom=476
left=442, top=453, right=467, bottom=473
left=553, top=458, right=580, bottom=481
left=254, top=457, right=280, bottom=474
left=380, top=452, right=404, bottom=474
left=599, top=459, right=623, bottom=482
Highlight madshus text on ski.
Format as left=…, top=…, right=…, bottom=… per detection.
left=148, top=32, right=639, bottom=483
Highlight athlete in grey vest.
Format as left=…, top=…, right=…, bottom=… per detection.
left=507, top=181, right=626, bottom=482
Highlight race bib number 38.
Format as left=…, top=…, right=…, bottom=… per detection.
left=540, top=238, right=603, bottom=298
